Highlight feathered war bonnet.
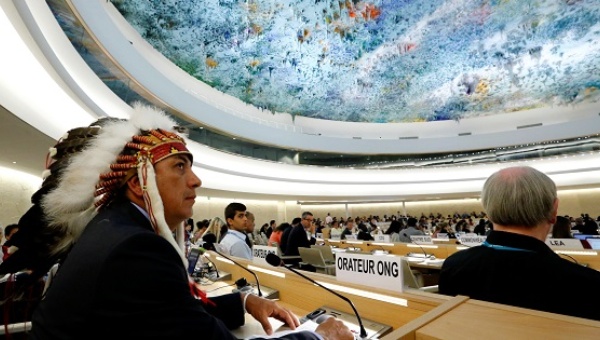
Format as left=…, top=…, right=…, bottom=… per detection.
left=41, top=103, right=193, bottom=265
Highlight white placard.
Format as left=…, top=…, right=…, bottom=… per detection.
left=457, top=235, right=486, bottom=247
left=409, top=235, right=433, bottom=244
left=330, top=233, right=341, bottom=240
left=435, top=233, right=449, bottom=240
left=374, top=234, right=391, bottom=242
left=345, top=234, right=358, bottom=241
left=545, top=238, right=584, bottom=250
left=335, top=252, right=403, bottom=292
left=252, top=245, right=277, bottom=265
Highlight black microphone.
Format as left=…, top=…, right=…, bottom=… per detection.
left=266, top=253, right=368, bottom=339
left=403, top=233, right=433, bottom=259
left=367, top=243, right=389, bottom=255
left=455, top=240, right=472, bottom=247
left=204, top=244, right=263, bottom=297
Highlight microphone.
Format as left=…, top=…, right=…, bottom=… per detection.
left=266, top=253, right=368, bottom=339
left=367, top=243, right=389, bottom=255
left=403, top=233, right=433, bottom=259
left=204, top=243, right=263, bottom=297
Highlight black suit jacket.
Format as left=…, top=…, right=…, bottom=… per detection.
left=31, top=200, right=318, bottom=339
left=284, top=225, right=315, bottom=257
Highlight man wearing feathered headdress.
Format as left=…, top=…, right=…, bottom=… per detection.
left=4, top=103, right=350, bottom=339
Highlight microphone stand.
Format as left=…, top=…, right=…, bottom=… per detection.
left=267, top=254, right=368, bottom=339
left=403, top=233, right=431, bottom=259
left=201, top=254, right=220, bottom=278
left=210, top=248, right=263, bottom=297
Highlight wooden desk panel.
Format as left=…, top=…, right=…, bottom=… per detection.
left=416, top=299, right=600, bottom=340
left=209, top=252, right=451, bottom=330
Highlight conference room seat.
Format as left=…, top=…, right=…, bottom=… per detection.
left=310, top=245, right=336, bottom=264
left=401, top=259, right=438, bottom=293
left=298, top=247, right=336, bottom=275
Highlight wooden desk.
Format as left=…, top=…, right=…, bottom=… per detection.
left=416, top=299, right=600, bottom=340
left=207, top=251, right=452, bottom=332
left=207, top=251, right=600, bottom=339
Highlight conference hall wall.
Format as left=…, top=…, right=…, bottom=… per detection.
left=2, top=166, right=599, bottom=227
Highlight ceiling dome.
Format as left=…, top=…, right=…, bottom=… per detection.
left=113, top=0, right=600, bottom=123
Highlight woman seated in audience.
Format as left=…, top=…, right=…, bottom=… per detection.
left=384, top=220, right=403, bottom=242
left=473, top=218, right=487, bottom=235
left=356, top=224, right=374, bottom=241
left=551, top=216, right=573, bottom=239
left=200, top=217, right=227, bottom=247
left=268, top=222, right=291, bottom=247
left=441, top=222, right=457, bottom=239
left=431, top=223, right=444, bottom=238
left=329, top=220, right=342, bottom=238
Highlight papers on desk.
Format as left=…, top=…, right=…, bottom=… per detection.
left=245, top=320, right=319, bottom=339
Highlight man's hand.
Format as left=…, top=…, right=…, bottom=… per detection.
left=243, top=293, right=300, bottom=335
left=315, top=317, right=354, bottom=340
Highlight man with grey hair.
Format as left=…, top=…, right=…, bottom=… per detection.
left=439, top=166, right=600, bottom=321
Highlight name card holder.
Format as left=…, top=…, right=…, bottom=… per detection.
left=335, top=252, right=403, bottom=292
left=457, top=235, right=487, bottom=247
left=252, top=245, right=278, bottom=265
left=409, top=235, right=433, bottom=244
left=545, top=238, right=584, bottom=250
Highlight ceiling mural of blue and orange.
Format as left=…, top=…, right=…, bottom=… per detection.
left=112, top=0, right=600, bottom=123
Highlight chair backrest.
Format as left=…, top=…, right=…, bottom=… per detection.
left=310, top=245, right=335, bottom=263
left=401, top=259, right=421, bottom=289
left=298, top=247, right=327, bottom=267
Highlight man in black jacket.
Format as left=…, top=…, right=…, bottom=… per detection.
left=284, top=213, right=316, bottom=265
left=440, top=166, right=600, bottom=321
left=27, top=104, right=351, bottom=339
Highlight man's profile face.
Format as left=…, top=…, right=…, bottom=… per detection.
left=229, top=210, right=247, bottom=232
left=154, top=155, right=201, bottom=229
left=245, top=214, right=256, bottom=233
left=301, top=215, right=314, bottom=229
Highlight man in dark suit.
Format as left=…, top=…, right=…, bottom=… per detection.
left=19, top=104, right=350, bottom=339
left=284, top=212, right=317, bottom=265
left=280, top=217, right=301, bottom=254
left=440, top=166, right=600, bottom=321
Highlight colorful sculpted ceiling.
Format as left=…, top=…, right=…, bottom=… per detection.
left=112, top=0, right=600, bottom=123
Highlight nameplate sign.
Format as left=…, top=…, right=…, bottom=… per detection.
left=545, top=238, right=584, bottom=250
left=374, top=234, right=391, bottom=243
left=330, top=233, right=341, bottom=240
left=457, top=235, right=486, bottom=247
left=345, top=234, right=358, bottom=241
left=335, top=252, right=403, bottom=292
left=252, top=245, right=277, bottom=265
left=409, top=235, right=433, bottom=244
left=436, top=233, right=449, bottom=240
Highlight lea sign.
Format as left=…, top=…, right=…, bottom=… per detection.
left=545, top=238, right=584, bottom=250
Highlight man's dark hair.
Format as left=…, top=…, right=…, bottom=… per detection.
left=291, top=217, right=302, bottom=225
left=269, top=220, right=276, bottom=226
left=4, top=224, right=19, bottom=238
left=224, top=202, right=246, bottom=223
left=407, top=217, right=418, bottom=227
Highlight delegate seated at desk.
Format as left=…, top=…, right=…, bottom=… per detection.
left=285, top=212, right=317, bottom=262
left=439, top=166, right=600, bottom=321
left=2, top=107, right=351, bottom=340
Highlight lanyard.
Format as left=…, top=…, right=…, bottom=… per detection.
left=482, top=241, right=535, bottom=253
